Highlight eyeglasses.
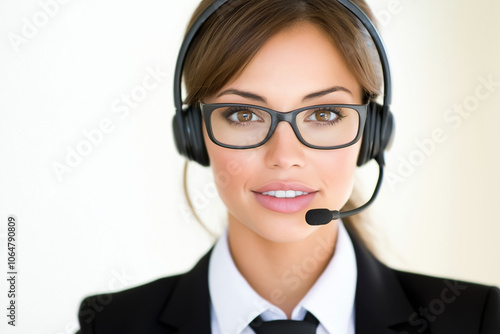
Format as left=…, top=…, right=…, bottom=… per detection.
left=200, top=102, right=368, bottom=150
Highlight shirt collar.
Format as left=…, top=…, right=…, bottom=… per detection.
left=208, top=221, right=357, bottom=334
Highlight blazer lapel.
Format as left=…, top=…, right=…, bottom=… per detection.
left=158, top=249, right=213, bottom=334
left=346, top=226, right=425, bottom=334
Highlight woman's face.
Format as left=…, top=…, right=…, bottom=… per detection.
left=203, top=22, right=363, bottom=243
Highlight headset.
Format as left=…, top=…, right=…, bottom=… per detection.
left=172, top=0, right=394, bottom=169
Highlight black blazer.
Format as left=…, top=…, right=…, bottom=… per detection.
left=77, top=228, right=500, bottom=333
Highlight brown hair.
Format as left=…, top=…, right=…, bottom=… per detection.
left=182, top=0, right=382, bottom=252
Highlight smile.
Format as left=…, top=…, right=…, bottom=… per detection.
left=261, top=190, right=309, bottom=198
left=253, top=182, right=317, bottom=213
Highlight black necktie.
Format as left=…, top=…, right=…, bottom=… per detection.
left=249, top=311, right=319, bottom=334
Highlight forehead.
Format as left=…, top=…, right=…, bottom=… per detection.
left=215, top=22, right=362, bottom=108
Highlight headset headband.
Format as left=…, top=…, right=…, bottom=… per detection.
left=173, top=0, right=392, bottom=111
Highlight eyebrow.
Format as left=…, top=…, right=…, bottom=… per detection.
left=217, top=89, right=267, bottom=103
left=303, top=86, right=352, bottom=101
left=216, top=86, right=352, bottom=103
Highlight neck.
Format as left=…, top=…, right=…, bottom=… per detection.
left=227, top=215, right=338, bottom=318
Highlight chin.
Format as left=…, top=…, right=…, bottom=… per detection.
left=251, top=213, right=321, bottom=244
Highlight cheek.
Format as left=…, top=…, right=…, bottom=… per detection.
left=203, top=127, right=255, bottom=203
left=314, top=141, right=361, bottom=206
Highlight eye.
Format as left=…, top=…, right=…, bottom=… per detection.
left=305, top=108, right=341, bottom=122
left=222, top=107, right=264, bottom=124
left=230, top=110, right=260, bottom=122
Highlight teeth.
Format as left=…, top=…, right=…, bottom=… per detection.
left=262, top=190, right=309, bottom=198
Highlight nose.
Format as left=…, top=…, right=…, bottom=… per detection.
left=264, top=122, right=306, bottom=169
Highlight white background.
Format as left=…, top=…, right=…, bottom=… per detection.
left=0, top=0, right=499, bottom=333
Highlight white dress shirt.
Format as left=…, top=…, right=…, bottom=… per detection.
left=208, top=221, right=357, bottom=334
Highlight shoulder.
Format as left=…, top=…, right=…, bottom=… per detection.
left=77, top=249, right=213, bottom=334
left=392, top=268, right=500, bottom=333
left=77, top=274, right=182, bottom=334
left=346, top=224, right=500, bottom=333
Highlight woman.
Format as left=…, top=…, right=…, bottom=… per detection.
left=77, top=0, right=500, bottom=333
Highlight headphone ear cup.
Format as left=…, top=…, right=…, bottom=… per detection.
left=172, top=106, right=210, bottom=167
left=357, top=102, right=394, bottom=166
left=380, top=106, right=395, bottom=153
left=187, top=106, right=210, bottom=166
left=173, top=111, right=188, bottom=158
left=357, top=102, right=377, bottom=166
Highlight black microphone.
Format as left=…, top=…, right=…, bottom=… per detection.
left=306, top=209, right=340, bottom=226
left=305, top=157, right=385, bottom=226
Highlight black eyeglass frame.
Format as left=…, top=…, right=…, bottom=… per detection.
left=199, top=102, right=369, bottom=150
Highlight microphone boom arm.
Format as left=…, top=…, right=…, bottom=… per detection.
left=338, top=155, right=384, bottom=219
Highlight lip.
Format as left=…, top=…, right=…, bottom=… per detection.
left=252, top=182, right=318, bottom=214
